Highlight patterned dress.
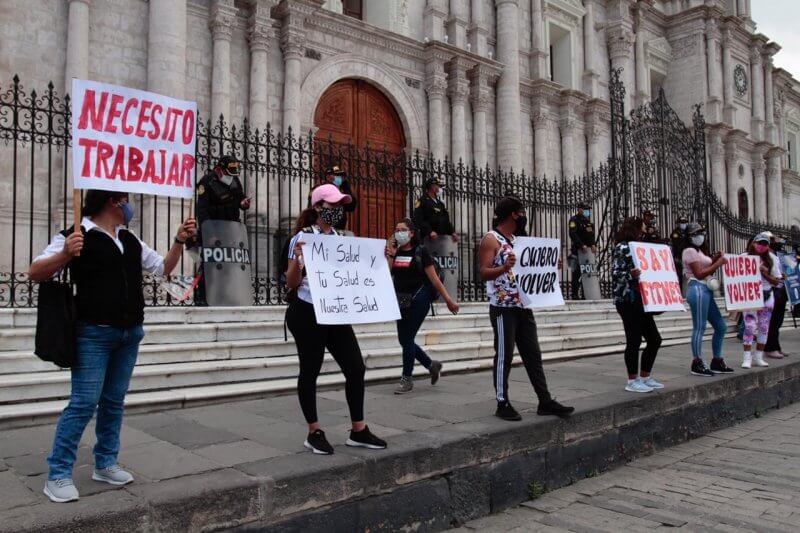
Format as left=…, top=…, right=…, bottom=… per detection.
left=486, top=230, right=522, bottom=308
left=611, top=241, right=639, bottom=306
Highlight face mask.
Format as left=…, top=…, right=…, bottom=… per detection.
left=514, top=215, right=528, bottom=236
left=583, top=210, right=591, bottom=218
left=754, top=243, right=769, bottom=254
left=319, top=206, right=344, bottom=226
left=679, top=223, right=687, bottom=231
left=119, top=202, right=134, bottom=226
left=395, top=231, right=411, bottom=246
left=691, top=235, right=705, bottom=247
left=226, top=164, right=240, bottom=176
left=333, top=176, right=343, bottom=187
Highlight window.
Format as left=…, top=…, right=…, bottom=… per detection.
left=343, top=0, right=362, bottom=20
left=548, top=23, right=572, bottom=88
left=787, top=132, right=798, bottom=171
left=650, top=70, right=666, bottom=99
left=737, top=188, right=748, bottom=219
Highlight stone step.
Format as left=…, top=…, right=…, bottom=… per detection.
left=0, top=323, right=720, bottom=404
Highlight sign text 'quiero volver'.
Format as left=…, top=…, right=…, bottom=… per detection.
left=511, top=237, right=564, bottom=309
left=722, top=254, right=764, bottom=310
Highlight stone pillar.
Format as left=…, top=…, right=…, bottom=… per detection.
left=752, top=149, right=767, bottom=221
left=470, top=67, right=491, bottom=168
left=532, top=96, right=549, bottom=176
left=708, top=130, right=726, bottom=200
left=147, top=0, right=187, bottom=98
left=210, top=0, right=236, bottom=124
left=763, top=55, right=775, bottom=144
left=248, top=2, right=271, bottom=130
left=766, top=150, right=783, bottom=223
left=584, top=107, right=602, bottom=171
left=65, top=0, right=90, bottom=91
left=607, top=26, right=635, bottom=113
left=724, top=137, right=738, bottom=211
left=468, top=0, right=489, bottom=56
left=495, top=0, right=522, bottom=171
left=425, top=0, right=447, bottom=41
left=634, top=14, right=648, bottom=106
left=582, top=0, right=599, bottom=97
left=750, top=45, right=764, bottom=142
left=276, top=2, right=307, bottom=136
left=425, top=50, right=449, bottom=160
left=447, top=0, right=469, bottom=49
left=449, top=58, right=471, bottom=164
left=722, top=25, right=735, bottom=124
left=530, top=0, right=548, bottom=80
left=737, top=0, right=746, bottom=16
left=705, top=18, right=722, bottom=122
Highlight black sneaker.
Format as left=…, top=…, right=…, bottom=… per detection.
left=346, top=425, right=387, bottom=450
left=710, top=358, right=734, bottom=374
left=495, top=401, right=522, bottom=421
left=691, top=358, right=715, bottom=377
left=537, top=399, right=575, bottom=418
left=430, top=360, right=443, bottom=385
left=304, top=429, right=334, bottom=455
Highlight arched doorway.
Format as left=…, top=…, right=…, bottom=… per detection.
left=313, top=79, right=407, bottom=238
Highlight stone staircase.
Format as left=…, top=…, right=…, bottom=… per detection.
left=0, top=300, right=736, bottom=428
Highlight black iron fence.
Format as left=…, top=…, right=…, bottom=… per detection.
left=1, top=73, right=797, bottom=308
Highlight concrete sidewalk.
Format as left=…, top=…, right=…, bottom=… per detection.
left=0, top=330, right=799, bottom=532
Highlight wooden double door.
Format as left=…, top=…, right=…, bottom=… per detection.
left=313, top=79, right=406, bottom=239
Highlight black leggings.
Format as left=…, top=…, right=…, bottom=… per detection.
left=615, top=299, right=662, bottom=377
left=286, top=300, right=366, bottom=424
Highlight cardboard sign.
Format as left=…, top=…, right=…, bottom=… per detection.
left=778, top=252, right=800, bottom=306
left=722, top=254, right=764, bottom=311
left=629, top=242, right=685, bottom=312
left=511, top=237, right=564, bottom=309
left=71, top=79, right=197, bottom=199
left=301, top=234, right=400, bottom=325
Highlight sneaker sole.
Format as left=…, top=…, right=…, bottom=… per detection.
left=303, top=441, right=333, bottom=455
left=43, top=485, right=79, bottom=503
left=393, top=389, right=413, bottom=395
left=91, top=473, right=133, bottom=486
left=690, top=371, right=715, bottom=377
left=495, top=414, right=522, bottom=421
left=345, top=439, right=386, bottom=449
left=625, top=387, right=653, bottom=393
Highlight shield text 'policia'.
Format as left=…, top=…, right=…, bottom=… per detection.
left=425, top=235, right=459, bottom=301
left=201, top=220, right=253, bottom=306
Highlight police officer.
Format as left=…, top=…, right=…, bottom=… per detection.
left=413, top=178, right=459, bottom=243
left=321, top=165, right=357, bottom=231
left=641, top=210, right=665, bottom=243
left=670, top=216, right=689, bottom=286
left=193, top=155, right=250, bottom=305
left=568, top=202, right=596, bottom=300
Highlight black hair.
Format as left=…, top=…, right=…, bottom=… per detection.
left=293, top=208, right=318, bottom=234
left=748, top=239, right=774, bottom=270
left=396, top=217, right=421, bottom=247
left=492, top=196, right=523, bottom=228
left=82, top=189, right=127, bottom=218
left=615, top=217, right=644, bottom=244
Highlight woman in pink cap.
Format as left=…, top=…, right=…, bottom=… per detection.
left=284, top=183, right=387, bottom=455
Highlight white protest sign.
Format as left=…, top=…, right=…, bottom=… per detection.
left=301, top=234, right=401, bottom=325
left=722, top=254, right=764, bottom=311
left=629, top=242, right=685, bottom=312
left=511, top=237, right=564, bottom=309
left=71, top=78, right=197, bottom=199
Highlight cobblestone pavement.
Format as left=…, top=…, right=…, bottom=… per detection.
left=453, top=400, right=800, bottom=532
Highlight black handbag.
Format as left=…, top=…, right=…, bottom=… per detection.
left=34, top=271, right=77, bottom=368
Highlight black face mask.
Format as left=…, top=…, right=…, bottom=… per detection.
left=319, top=206, right=344, bottom=226
left=514, top=215, right=528, bottom=236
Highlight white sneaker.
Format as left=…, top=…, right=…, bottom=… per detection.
left=753, top=352, right=769, bottom=367
left=641, top=377, right=664, bottom=389
left=43, top=478, right=79, bottom=503
left=625, top=380, right=653, bottom=393
left=92, top=465, right=134, bottom=486
left=742, top=352, right=752, bottom=369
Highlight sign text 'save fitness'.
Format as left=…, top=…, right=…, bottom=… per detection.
left=302, top=234, right=400, bottom=325
left=629, top=242, right=684, bottom=313
left=71, top=79, right=197, bottom=199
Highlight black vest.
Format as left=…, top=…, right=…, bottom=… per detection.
left=67, top=226, right=145, bottom=327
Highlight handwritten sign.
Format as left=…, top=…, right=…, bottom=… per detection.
left=722, top=254, right=763, bottom=311
left=511, top=237, right=564, bottom=309
left=778, top=252, right=800, bottom=306
left=71, top=79, right=197, bottom=199
left=629, top=242, right=684, bottom=312
left=301, top=234, right=400, bottom=325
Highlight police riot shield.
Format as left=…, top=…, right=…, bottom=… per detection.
left=201, top=220, right=253, bottom=306
left=577, top=248, right=601, bottom=300
left=424, top=235, right=459, bottom=301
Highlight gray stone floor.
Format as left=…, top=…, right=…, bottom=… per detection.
left=0, top=329, right=798, bottom=526
left=453, top=382, right=800, bottom=532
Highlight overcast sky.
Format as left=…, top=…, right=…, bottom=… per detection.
left=751, top=0, right=800, bottom=79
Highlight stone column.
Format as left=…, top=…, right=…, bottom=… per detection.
left=248, top=2, right=271, bottom=130
left=705, top=18, right=722, bottom=122
left=65, top=0, right=90, bottom=90
left=468, top=0, right=489, bottom=56
left=582, top=0, right=599, bottom=96
left=634, top=13, right=648, bottom=106
left=147, top=0, right=187, bottom=98
left=425, top=50, right=449, bottom=160
left=752, top=148, right=767, bottom=221
left=607, top=26, right=635, bottom=113
left=721, top=24, right=735, bottom=124
left=724, top=137, right=739, bottom=211
left=210, top=0, right=236, bottom=124
left=447, top=0, right=469, bottom=49
left=532, top=96, right=549, bottom=176
left=470, top=67, right=492, bottom=168
left=766, top=150, right=783, bottom=223
left=495, top=0, right=522, bottom=171
left=763, top=55, right=775, bottom=144
left=425, top=0, right=447, bottom=41
left=750, top=45, right=764, bottom=142
left=276, top=2, right=307, bottom=136
left=530, top=0, right=547, bottom=80
left=708, top=130, right=726, bottom=199
left=584, top=106, right=602, bottom=171
left=449, top=58, right=471, bottom=164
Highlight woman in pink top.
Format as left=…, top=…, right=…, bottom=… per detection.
left=741, top=233, right=782, bottom=369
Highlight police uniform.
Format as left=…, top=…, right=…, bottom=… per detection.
left=568, top=213, right=595, bottom=299
left=413, top=195, right=455, bottom=239
left=196, top=170, right=247, bottom=224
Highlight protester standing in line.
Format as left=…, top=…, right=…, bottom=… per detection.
left=765, top=235, right=789, bottom=359
left=681, top=223, right=734, bottom=377
left=612, top=217, right=664, bottom=393
left=479, top=196, right=574, bottom=421
left=386, top=218, right=459, bottom=394
left=29, top=189, right=196, bottom=503
left=741, top=233, right=782, bottom=369
left=412, top=178, right=459, bottom=243
left=567, top=202, right=596, bottom=300
left=285, top=184, right=386, bottom=455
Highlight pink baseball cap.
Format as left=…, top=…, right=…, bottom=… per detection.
left=310, top=183, right=352, bottom=206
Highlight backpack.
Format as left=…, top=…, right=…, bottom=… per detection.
left=413, top=245, right=445, bottom=301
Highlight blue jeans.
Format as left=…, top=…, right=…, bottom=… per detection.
left=397, top=284, right=434, bottom=377
left=47, top=323, right=144, bottom=480
left=686, top=280, right=727, bottom=359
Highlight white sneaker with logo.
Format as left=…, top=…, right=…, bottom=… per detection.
left=92, top=465, right=134, bottom=486
left=641, top=377, right=664, bottom=389
left=625, top=379, right=653, bottom=393
left=43, top=478, right=79, bottom=503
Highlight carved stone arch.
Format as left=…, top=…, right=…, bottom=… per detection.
left=300, top=54, right=426, bottom=152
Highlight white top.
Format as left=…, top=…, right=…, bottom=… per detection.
left=767, top=252, right=783, bottom=291
left=287, top=225, right=337, bottom=304
left=34, top=217, right=166, bottom=277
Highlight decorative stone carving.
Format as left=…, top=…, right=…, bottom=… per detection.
left=646, top=37, right=671, bottom=75
left=670, top=34, right=697, bottom=60
left=607, top=27, right=634, bottom=60
left=544, top=0, right=585, bottom=29
left=209, top=0, right=236, bottom=41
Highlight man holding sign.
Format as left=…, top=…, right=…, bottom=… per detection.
left=284, top=184, right=389, bottom=455
left=479, top=196, right=574, bottom=422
